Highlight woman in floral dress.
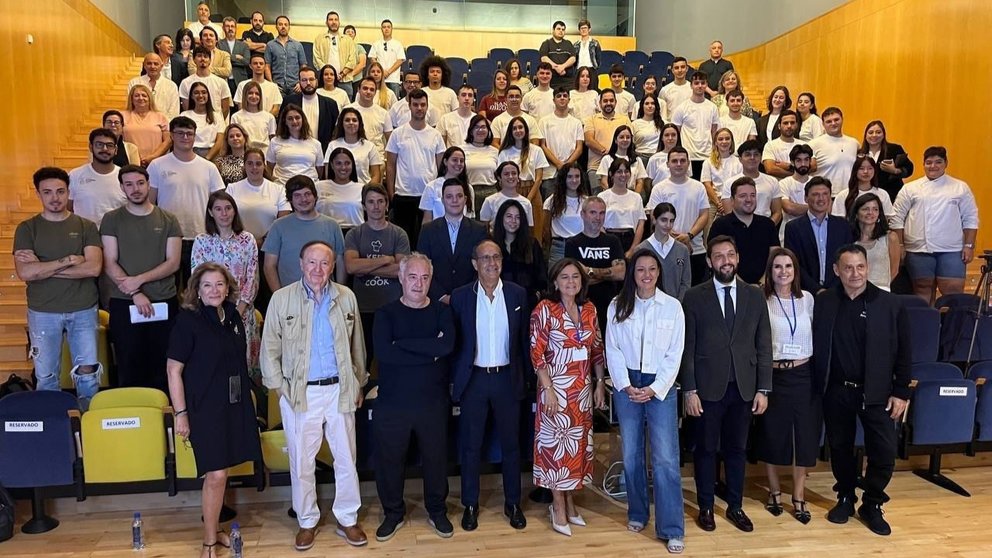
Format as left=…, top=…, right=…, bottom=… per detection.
left=530, top=258, right=607, bottom=537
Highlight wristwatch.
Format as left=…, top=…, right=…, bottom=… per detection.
left=964, top=243, right=975, bottom=248
left=687, top=231, right=695, bottom=240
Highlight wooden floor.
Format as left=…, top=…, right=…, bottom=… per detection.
left=6, top=463, right=991, bottom=557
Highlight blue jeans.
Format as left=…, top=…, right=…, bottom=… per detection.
left=338, top=81, right=354, bottom=101
left=614, top=370, right=684, bottom=539
left=27, top=306, right=102, bottom=410
left=386, top=82, right=402, bottom=97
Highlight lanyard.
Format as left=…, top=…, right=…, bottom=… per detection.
left=774, top=293, right=798, bottom=340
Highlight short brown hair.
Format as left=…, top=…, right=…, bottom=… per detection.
left=546, top=257, right=590, bottom=306
left=181, top=262, right=240, bottom=311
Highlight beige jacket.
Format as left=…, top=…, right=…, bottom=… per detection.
left=261, top=280, right=368, bottom=413
left=312, top=32, right=357, bottom=76
left=188, top=48, right=232, bottom=79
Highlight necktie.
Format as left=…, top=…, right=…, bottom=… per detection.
left=723, top=286, right=735, bottom=333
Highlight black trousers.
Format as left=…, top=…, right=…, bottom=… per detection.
left=360, top=312, right=376, bottom=372
left=693, top=382, right=752, bottom=509
left=108, top=296, right=177, bottom=393
left=690, top=253, right=710, bottom=286
left=823, top=384, right=897, bottom=506
left=690, top=160, right=704, bottom=180
left=374, top=402, right=449, bottom=520
left=458, top=368, right=521, bottom=507
left=390, top=195, right=424, bottom=248
left=176, top=239, right=195, bottom=295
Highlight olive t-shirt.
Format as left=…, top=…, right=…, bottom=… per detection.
left=13, top=214, right=101, bottom=312
left=99, top=206, right=182, bottom=301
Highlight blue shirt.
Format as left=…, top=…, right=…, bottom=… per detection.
left=264, top=37, right=308, bottom=90
left=808, top=211, right=829, bottom=284
left=305, top=282, right=340, bottom=381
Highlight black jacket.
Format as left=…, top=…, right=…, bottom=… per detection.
left=868, top=142, right=914, bottom=202
left=416, top=217, right=489, bottom=300
left=784, top=213, right=854, bottom=293
left=281, top=93, right=340, bottom=152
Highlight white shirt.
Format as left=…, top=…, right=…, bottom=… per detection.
left=436, top=110, right=474, bottom=148
left=388, top=98, right=442, bottom=128
left=762, top=137, right=806, bottom=168
left=230, top=109, right=276, bottom=149
left=659, top=81, right=691, bottom=120
left=385, top=124, right=446, bottom=196
left=179, top=110, right=223, bottom=149
left=778, top=174, right=811, bottom=241
left=179, top=73, right=231, bottom=108
left=605, top=288, right=685, bottom=399
left=615, top=90, right=637, bottom=120
left=68, top=163, right=125, bottom=228
left=598, top=188, right=645, bottom=230
left=474, top=280, right=510, bottom=367
left=461, top=144, right=499, bottom=186
left=419, top=177, right=474, bottom=219
left=568, top=89, right=599, bottom=121
left=425, top=86, right=458, bottom=114
left=147, top=153, right=224, bottom=238
left=225, top=177, right=291, bottom=240
left=808, top=133, right=860, bottom=195
left=890, top=173, right=979, bottom=253
left=348, top=102, right=393, bottom=157
left=721, top=173, right=781, bottom=218
left=630, top=119, right=661, bottom=156
left=700, top=155, right=743, bottom=196
left=316, top=87, right=350, bottom=110
left=576, top=39, right=592, bottom=69
left=265, top=136, right=324, bottom=184
left=491, top=111, right=542, bottom=143
left=233, top=79, right=283, bottom=112
left=596, top=154, right=648, bottom=187
left=315, top=180, right=365, bottom=228
left=831, top=187, right=894, bottom=218
left=325, top=138, right=382, bottom=185
left=369, top=39, right=406, bottom=83
left=521, top=88, right=555, bottom=121
left=128, top=76, right=180, bottom=119
left=799, top=114, right=825, bottom=142
left=714, top=278, right=737, bottom=318
left=496, top=145, right=550, bottom=182
left=645, top=151, right=672, bottom=185
left=647, top=233, right=675, bottom=259
left=671, top=98, right=720, bottom=160
left=767, top=290, right=814, bottom=360
left=646, top=177, right=709, bottom=255
left=538, top=112, right=584, bottom=180
left=719, top=115, right=757, bottom=149
left=301, top=94, right=320, bottom=136
left=479, top=192, right=534, bottom=225
left=543, top=194, right=585, bottom=239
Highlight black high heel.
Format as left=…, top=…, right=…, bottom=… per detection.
left=765, top=491, right=783, bottom=516
left=201, top=542, right=218, bottom=558
left=792, top=499, right=811, bottom=524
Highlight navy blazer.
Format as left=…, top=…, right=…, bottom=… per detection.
left=784, top=213, right=853, bottom=293
left=280, top=94, right=340, bottom=152
left=417, top=217, right=489, bottom=301
left=449, top=280, right=530, bottom=403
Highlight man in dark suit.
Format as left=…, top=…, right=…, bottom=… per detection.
left=449, top=239, right=529, bottom=532
left=784, top=176, right=853, bottom=293
left=680, top=234, right=772, bottom=533
left=281, top=66, right=340, bottom=152
left=417, top=180, right=489, bottom=304
left=813, top=244, right=911, bottom=536
left=218, top=17, right=252, bottom=96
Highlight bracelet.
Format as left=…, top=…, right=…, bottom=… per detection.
left=175, top=409, right=188, bottom=417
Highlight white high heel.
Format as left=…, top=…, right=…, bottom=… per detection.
left=549, top=505, right=572, bottom=536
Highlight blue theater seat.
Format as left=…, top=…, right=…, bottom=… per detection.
left=446, top=57, right=470, bottom=86
left=623, top=50, right=650, bottom=77
left=470, top=58, right=496, bottom=80
left=467, top=71, right=492, bottom=101
left=407, top=45, right=433, bottom=72
left=488, top=48, right=515, bottom=68
left=906, top=306, right=940, bottom=363
left=599, top=50, right=624, bottom=74
left=936, top=294, right=992, bottom=363
left=516, top=49, right=541, bottom=77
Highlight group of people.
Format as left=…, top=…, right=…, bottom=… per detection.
left=14, top=4, right=983, bottom=557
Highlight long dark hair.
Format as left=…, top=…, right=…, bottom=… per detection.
left=844, top=155, right=880, bottom=215
left=762, top=247, right=804, bottom=299
left=492, top=199, right=534, bottom=265
left=549, top=162, right=591, bottom=219
left=860, top=120, right=889, bottom=158
left=332, top=107, right=368, bottom=141
left=546, top=258, right=590, bottom=305
left=606, top=157, right=632, bottom=190
left=189, top=82, right=217, bottom=125
left=276, top=104, right=312, bottom=140
left=327, top=147, right=359, bottom=183
left=318, top=64, right=339, bottom=89
left=438, top=146, right=468, bottom=183
left=464, top=114, right=493, bottom=145
left=204, top=190, right=245, bottom=235
left=797, top=92, right=818, bottom=117
left=849, top=193, right=889, bottom=241
left=659, top=122, right=682, bottom=153
left=607, top=125, right=636, bottom=160
left=498, top=116, right=533, bottom=176
left=613, top=248, right=664, bottom=322
left=637, top=93, right=664, bottom=131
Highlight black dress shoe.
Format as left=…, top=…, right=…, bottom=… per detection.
left=725, top=508, right=754, bottom=532
left=857, top=503, right=891, bottom=536
left=827, top=496, right=856, bottom=524
left=461, top=505, right=479, bottom=531
left=504, top=504, right=527, bottom=529
left=696, top=508, right=716, bottom=531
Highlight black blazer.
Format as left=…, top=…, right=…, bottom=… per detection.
left=416, top=217, right=489, bottom=300
left=869, top=142, right=914, bottom=202
left=449, top=280, right=530, bottom=403
left=679, top=279, right=772, bottom=402
left=217, top=39, right=252, bottom=86
left=811, top=283, right=912, bottom=404
left=155, top=53, right=190, bottom=86
left=756, top=112, right=780, bottom=147
left=281, top=94, right=340, bottom=152
left=784, top=213, right=853, bottom=293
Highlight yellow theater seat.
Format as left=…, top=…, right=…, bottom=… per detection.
left=260, top=431, right=334, bottom=473
left=81, top=405, right=168, bottom=483
left=59, top=310, right=111, bottom=389
left=89, top=387, right=168, bottom=410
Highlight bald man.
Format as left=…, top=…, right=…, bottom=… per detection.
left=130, top=53, right=181, bottom=119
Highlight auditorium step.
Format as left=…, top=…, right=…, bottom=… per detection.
left=0, top=359, right=33, bottom=385
left=0, top=332, right=29, bottom=361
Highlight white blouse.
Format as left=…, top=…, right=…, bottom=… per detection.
left=766, top=290, right=814, bottom=361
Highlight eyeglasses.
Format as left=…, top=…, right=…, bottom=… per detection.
left=172, top=130, right=195, bottom=138
left=93, top=141, right=117, bottom=150
left=104, top=120, right=123, bottom=127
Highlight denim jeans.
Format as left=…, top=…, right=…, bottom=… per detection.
left=27, top=306, right=102, bottom=410
left=386, top=82, right=402, bottom=97
left=614, top=370, right=684, bottom=539
left=338, top=81, right=354, bottom=101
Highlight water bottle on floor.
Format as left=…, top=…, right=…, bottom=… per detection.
left=231, top=522, right=243, bottom=558
left=131, top=512, right=145, bottom=550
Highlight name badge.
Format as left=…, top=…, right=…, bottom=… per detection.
left=572, top=347, right=588, bottom=361
left=781, top=344, right=802, bottom=356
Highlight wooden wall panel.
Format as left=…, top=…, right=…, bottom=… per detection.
left=728, top=0, right=992, bottom=248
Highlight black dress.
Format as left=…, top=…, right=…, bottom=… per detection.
left=500, top=239, right=548, bottom=311
left=167, top=301, right=262, bottom=476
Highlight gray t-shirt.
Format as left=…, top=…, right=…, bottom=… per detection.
left=14, top=214, right=101, bottom=312
left=262, top=213, right=346, bottom=286
left=344, top=223, right=410, bottom=312
left=100, top=206, right=182, bottom=301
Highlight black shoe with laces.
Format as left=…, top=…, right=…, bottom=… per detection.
left=375, top=516, right=404, bottom=542
left=857, top=502, right=891, bottom=536
left=429, top=514, right=454, bottom=538
left=827, top=496, right=856, bottom=524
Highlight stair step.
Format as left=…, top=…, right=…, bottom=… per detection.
left=0, top=299, right=27, bottom=319
left=0, top=318, right=26, bottom=336
left=0, top=360, right=34, bottom=385
left=0, top=332, right=29, bottom=361
left=0, top=281, right=26, bottom=298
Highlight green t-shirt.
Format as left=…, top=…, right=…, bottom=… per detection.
left=99, top=206, right=182, bottom=301
left=13, top=214, right=101, bottom=312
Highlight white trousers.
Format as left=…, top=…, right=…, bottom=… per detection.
left=280, top=384, right=361, bottom=528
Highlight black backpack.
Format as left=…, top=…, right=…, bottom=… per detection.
left=0, top=483, right=13, bottom=542
left=0, top=375, right=33, bottom=400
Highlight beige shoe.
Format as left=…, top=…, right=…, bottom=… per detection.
left=335, top=523, right=368, bottom=546
left=294, top=527, right=318, bottom=551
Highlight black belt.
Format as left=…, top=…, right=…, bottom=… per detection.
left=307, top=377, right=340, bottom=386
left=473, top=365, right=508, bottom=374
left=606, top=228, right=633, bottom=234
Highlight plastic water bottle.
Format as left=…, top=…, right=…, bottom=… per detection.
left=131, top=512, right=145, bottom=550
left=231, top=522, right=243, bottom=558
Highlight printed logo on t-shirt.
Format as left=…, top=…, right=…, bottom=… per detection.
left=80, top=177, right=96, bottom=185
left=370, top=239, right=382, bottom=253
left=578, top=246, right=612, bottom=260
left=162, top=170, right=178, bottom=179
left=68, top=232, right=80, bottom=239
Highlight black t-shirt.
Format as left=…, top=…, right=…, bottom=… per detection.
left=242, top=29, right=275, bottom=44
left=539, top=37, right=576, bottom=86
left=831, top=288, right=868, bottom=384
left=564, top=232, right=623, bottom=315
left=699, top=58, right=734, bottom=92
left=708, top=213, right=780, bottom=284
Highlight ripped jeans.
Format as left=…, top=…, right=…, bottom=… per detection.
left=27, top=306, right=102, bottom=410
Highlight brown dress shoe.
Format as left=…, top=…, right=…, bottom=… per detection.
left=336, top=523, right=369, bottom=546
left=294, top=527, right=318, bottom=551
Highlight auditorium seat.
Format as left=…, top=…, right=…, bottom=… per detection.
left=623, top=50, right=650, bottom=77
left=600, top=50, right=624, bottom=74
left=467, top=71, right=492, bottom=100
left=446, top=57, right=470, bottom=86
left=901, top=362, right=976, bottom=496
left=650, top=51, right=675, bottom=72
left=488, top=48, right=515, bottom=67
left=895, top=294, right=928, bottom=308
left=59, top=309, right=111, bottom=389
left=80, top=388, right=170, bottom=484
left=407, top=45, right=433, bottom=72
left=0, top=391, right=81, bottom=534
left=969, top=361, right=992, bottom=445
left=470, top=58, right=496, bottom=79
left=936, top=293, right=992, bottom=363
left=516, top=49, right=541, bottom=77
left=906, top=306, right=940, bottom=363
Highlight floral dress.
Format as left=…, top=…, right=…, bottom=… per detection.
left=190, top=231, right=261, bottom=380
left=530, top=299, right=605, bottom=490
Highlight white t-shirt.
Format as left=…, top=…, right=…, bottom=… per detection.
left=538, top=112, right=584, bottom=180
left=630, top=119, right=661, bottom=156
left=147, top=153, right=224, bottom=238
left=385, top=124, right=446, bottom=196
left=128, top=76, right=180, bottom=119
left=521, top=88, right=555, bottom=121
left=462, top=144, right=499, bottom=186
left=491, top=111, right=542, bottom=143
left=598, top=188, right=645, bottom=230
left=265, top=136, right=324, bottom=184
left=597, top=154, right=648, bottom=188
left=315, top=180, right=365, bottom=228
left=671, top=98, right=721, bottom=160
left=388, top=99, right=442, bottom=129
left=808, top=134, right=860, bottom=195
left=645, top=151, right=672, bottom=185
left=324, top=138, right=383, bottom=185
left=233, top=79, right=283, bottom=112
left=719, top=115, right=758, bottom=149
left=721, top=172, right=781, bottom=218
left=425, top=86, right=458, bottom=114
left=368, top=39, right=406, bottom=83
left=225, top=177, right=291, bottom=240
left=496, top=145, right=550, bottom=182
left=659, top=81, right=691, bottom=120
left=179, top=110, right=224, bottom=149
left=615, top=90, right=638, bottom=120
left=68, top=163, right=126, bottom=228
left=762, top=137, right=806, bottom=167
left=436, top=110, right=474, bottom=148
left=831, top=187, right=895, bottom=218
left=479, top=192, right=534, bottom=225
left=778, top=174, right=811, bottom=241
left=316, top=87, right=350, bottom=110
left=419, top=177, right=475, bottom=219
left=543, top=194, right=585, bottom=239
left=799, top=114, right=826, bottom=142
left=700, top=156, right=743, bottom=195
left=646, top=177, right=709, bottom=254
left=230, top=109, right=276, bottom=150
left=179, top=73, right=231, bottom=110
left=348, top=102, right=393, bottom=157
left=568, top=90, right=599, bottom=121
